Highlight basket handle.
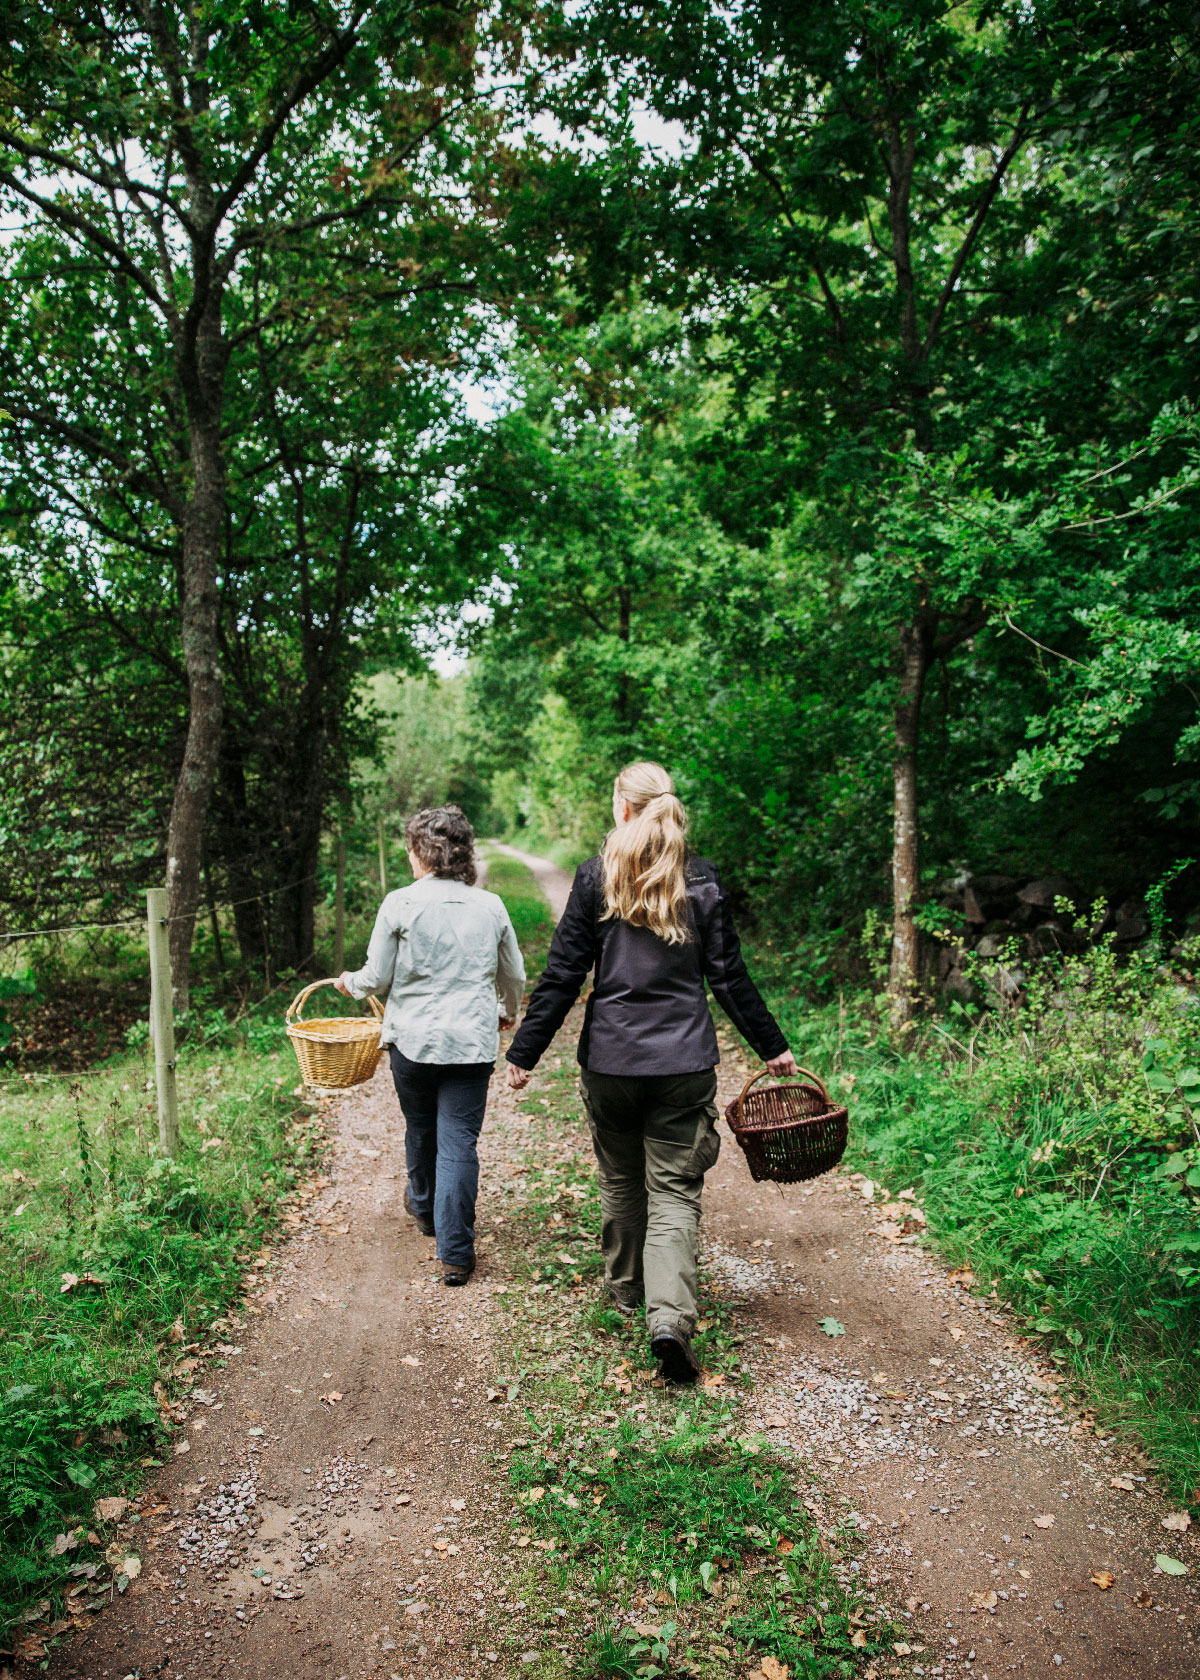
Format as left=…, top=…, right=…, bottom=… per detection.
left=285, top=979, right=385, bottom=1026
left=731, top=1064, right=832, bottom=1125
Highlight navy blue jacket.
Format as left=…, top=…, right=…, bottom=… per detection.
left=506, top=855, right=788, bottom=1076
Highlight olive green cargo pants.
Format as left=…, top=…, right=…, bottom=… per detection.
left=579, top=1067, right=721, bottom=1336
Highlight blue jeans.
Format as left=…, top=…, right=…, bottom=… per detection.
left=388, top=1045, right=493, bottom=1268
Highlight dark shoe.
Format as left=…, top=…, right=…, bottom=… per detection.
left=442, top=1262, right=474, bottom=1287
left=651, top=1324, right=700, bottom=1385
left=404, top=1187, right=435, bottom=1237
left=608, top=1283, right=644, bottom=1316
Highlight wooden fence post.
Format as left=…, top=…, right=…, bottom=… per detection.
left=334, top=832, right=346, bottom=975
left=146, top=887, right=179, bottom=1158
left=376, top=813, right=387, bottom=896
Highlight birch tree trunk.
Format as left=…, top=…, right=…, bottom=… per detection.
left=889, top=615, right=933, bottom=1025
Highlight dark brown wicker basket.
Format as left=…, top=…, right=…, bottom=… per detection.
left=724, top=1066, right=849, bottom=1185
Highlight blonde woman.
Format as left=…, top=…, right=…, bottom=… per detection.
left=506, top=762, right=797, bottom=1382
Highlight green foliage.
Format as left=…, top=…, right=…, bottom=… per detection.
left=479, top=845, right=558, bottom=986
left=0, top=976, right=37, bottom=1052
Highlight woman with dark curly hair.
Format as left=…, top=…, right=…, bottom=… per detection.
left=335, top=805, right=525, bottom=1285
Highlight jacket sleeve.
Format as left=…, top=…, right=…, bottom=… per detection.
left=495, top=903, right=527, bottom=1020
left=345, top=899, right=398, bottom=999
left=698, top=868, right=788, bottom=1061
left=506, top=863, right=597, bottom=1069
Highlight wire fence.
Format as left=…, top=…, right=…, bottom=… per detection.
left=0, top=869, right=338, bottom=1093
left=0, top=872, right=320, bottom=947
left=0, top=962, right=320, bottom=1091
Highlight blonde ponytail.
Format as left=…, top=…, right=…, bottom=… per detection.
left=601, top=762, right=691, bottom=945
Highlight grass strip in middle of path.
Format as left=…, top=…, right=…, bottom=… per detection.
left=484, top=1062, right=888, bottom=1680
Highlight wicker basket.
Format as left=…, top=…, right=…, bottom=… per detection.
left=724, top=1066, right=848, bottom=1185
left=285, top=980, right=385, bottom=1089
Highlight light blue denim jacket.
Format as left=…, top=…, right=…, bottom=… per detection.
left=346, top=875, right=525, bottom=1065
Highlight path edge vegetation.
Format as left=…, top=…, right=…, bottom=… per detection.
left=0, top=1006, right=333, bottom=1655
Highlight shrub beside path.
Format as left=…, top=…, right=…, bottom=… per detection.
left=44, top=854, right=1198, bottom=1680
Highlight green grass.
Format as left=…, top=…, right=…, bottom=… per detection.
left=484, top=1088, right=884, bottom=1679
left=482, top=842, right=559, bottom=985
left=0, top=1015, right=325, bottom=1646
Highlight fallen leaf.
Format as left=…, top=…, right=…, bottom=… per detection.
left=319, top=1392, right=343, bottom=1406
left=519, top=1486, right=545, bottom=1506
left=1156, top=1554, right=1189, bottom=1576
left=49, top=1533, right=77, bottom=1556
left=819, top=1317, right=845, bottom=1337
left=776, top=1538, right=795, bottom=1555
left=970, top=1590, right=998, bottom=1610
left=400, top=1355, right=421, bottom=1368
left=1033, top=1513, right=1055, bottom=1529
left=1162, top=1512, right=1191, bottom=1532
left=450, top=1498, right=466, bottom=1511
left=93, top=1498, right=128, bottom=1524
left=701, top=1371, right=726, bottom=1389
left=948, top=1327, right=964, bottom=1342
left=200, top=1137, right=225, bottom=1151
left=948, top=1267, right=975, bottom=1285
left=395, top=1493, right=412, bottom=1505
left=60, top=1272, right=79, bottom=1293
left=850, top=1630, right=868, bottom=1648
left=174, top=1438, right=190, bottom=1456
left=63, top=1269, right=107, bottom=1291
left=1091, top=1571, right=1114, bottom=1590
left=892, top=1643, right=911, bottom=1657
left=760, top=1658, right=789, bottom=1680
left=1110, top=1476, right=1136, bottom=1492
left=1133, top=1591, right=1154, bottom=1608
left=859, top=1180, right=876, bottom=1202
left=358, top=1146, right=381, bottom=1159
left=121, top=1555, right=141, bottom=1579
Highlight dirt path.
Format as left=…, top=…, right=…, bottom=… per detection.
left=47, top=852, right=1198, bottom=1680
left=484, top=844, right=573, bottom=920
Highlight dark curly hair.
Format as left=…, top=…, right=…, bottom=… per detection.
left=404, top=804, right=477, bottom=885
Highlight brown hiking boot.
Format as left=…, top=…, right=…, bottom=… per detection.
left=650, top=1324, right=700, bottom=1385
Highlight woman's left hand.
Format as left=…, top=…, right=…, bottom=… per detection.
left=333, top=972, right=355, bottom=997
left=766, top=1049, right=799, bottom=1077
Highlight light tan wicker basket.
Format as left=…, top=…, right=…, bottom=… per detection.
left=285, top=979, right=385, bottom=1089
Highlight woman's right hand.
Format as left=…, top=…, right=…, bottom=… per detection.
left=333, top=971, right=355, bottom=997
left=506, top=1062, right=532, bottom=1091
left=766, top=1049, right=799, bottom=1077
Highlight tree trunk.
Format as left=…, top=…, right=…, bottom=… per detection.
left=889, top=614, right=934, bottom=1025
left=166, top=338, right=227, bottom=1010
